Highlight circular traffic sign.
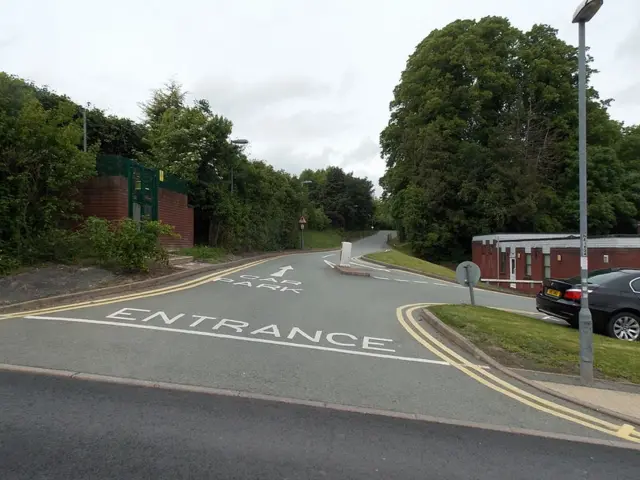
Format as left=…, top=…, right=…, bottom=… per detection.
left=455, top=261, right=481, bottom=287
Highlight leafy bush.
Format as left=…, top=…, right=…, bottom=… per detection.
left=306, top=207, right=331, bottom=231
left=0, top=250, right=20, bottom=276
left=79, top=217, right=177, bottom=272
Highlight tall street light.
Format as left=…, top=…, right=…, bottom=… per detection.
left=230, top=138, right=249, bottom=193
left=572, top=0, right=603, bottom=385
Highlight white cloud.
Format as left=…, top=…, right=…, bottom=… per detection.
left=2, top=0, right=639, bottom=190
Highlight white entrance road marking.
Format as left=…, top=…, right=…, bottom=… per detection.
left=270, top=265, right=293, bottom=277
left=322, top=254, right=335, bottom=259
left=24, top=315, right=454, bottom=366
left=323, top=259, right=335, bottom=268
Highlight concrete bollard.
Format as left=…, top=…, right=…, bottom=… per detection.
left=339, top=242, right=352, bottom=267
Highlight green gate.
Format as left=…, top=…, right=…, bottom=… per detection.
left=128, top=162, right=158, bottom=221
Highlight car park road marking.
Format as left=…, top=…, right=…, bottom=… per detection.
left=396, top=303, right=639, bottom=444
left=1, top=259, right=272, bottom=320
left=23, top=311, right=461, bottom=367
left=214, top=275, right=303, bottom=294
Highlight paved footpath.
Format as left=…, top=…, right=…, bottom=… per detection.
left=0, top=232, right=638, bottom=452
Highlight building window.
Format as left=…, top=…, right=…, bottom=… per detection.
left=525, top=253, right=532, bottom=277
left=500, top=251, right=506, bottom=274
left=543, top=254, right=551, bottom=279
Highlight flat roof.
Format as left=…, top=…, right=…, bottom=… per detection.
left=473, top=233, right=640, bottom=249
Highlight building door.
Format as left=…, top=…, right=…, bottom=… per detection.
left=128, top=162, right=158, bottom=221
left=509, top=249, right=516, bottom=288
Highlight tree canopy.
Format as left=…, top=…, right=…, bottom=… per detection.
left=380, top=16, right=640, bottom=260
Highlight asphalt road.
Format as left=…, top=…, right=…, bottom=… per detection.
left=2, top=371, right=638, bottom=480
left=0, top=231, right=637, bottom=453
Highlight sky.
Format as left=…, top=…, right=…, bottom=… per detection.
left=2, top=0, right=639, bottom=194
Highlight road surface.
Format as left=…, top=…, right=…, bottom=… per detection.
left=0, top=231, right=638, bottom=478
left=2, top=371, right=638, bottom=480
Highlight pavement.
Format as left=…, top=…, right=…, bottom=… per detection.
left=1, top=231, right=639, bottom=477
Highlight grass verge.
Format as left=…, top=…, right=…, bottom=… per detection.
left=429, top=304, right=640, bottom=384
left=303, top=229, right=376, bottom=249
left=179, top=229, right=376, bottom=259
left=365, top=249, right=456, bottom=280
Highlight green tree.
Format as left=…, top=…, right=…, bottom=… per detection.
left=0, top=73, right=95, bottom=267
left=380, top=17, right=634, bottom=260
left=140, top=81, right=304, bottom=251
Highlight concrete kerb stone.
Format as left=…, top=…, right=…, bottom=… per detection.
left=0, top=248, right=339, bottom=315
left=363, top=255, right=535, bottom=298
left=419, top=308, right=640, bottom=427
left=335, top=265, right=371, bottom=277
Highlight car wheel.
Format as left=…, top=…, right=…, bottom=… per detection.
left=607, top=312, right=640, bottom=341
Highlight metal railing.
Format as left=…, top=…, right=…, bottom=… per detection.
left=481, top=278, right=543, bottom=284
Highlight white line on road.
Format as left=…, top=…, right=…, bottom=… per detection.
left=413, top=281, right=430, bottom=284
left=25, top=315, right=454, bottom=367
left=323, top=260, right=335, bottom=268
left=270, top=266, right=293, bottom=277
left=433, top=282, right=464, bottom=288
left=322, top=254, right=335, bottom=258
left=394, top=279, right=410, bottom=283
left=373, top=276, right=390, bottom=280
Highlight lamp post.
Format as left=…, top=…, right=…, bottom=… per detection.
left=229, top=138, right=249, bottom=193
left=572, top=0, right=603, bottom=385
left=83, top=102, right=91, bottom=152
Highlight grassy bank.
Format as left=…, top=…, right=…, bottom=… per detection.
left=365, top=249, right=456, bottom=280
left=180, top=229, right=377, bottom=260
left=304, top=229, right=375, bottom=249
left=429, top=305, right=640, bottom=384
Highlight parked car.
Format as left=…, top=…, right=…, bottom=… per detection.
left=536, top=268, right=640, bottom=341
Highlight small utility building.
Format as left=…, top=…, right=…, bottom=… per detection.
left=471, top=233, right=640, bottom=293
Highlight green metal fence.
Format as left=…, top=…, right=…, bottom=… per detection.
left=95, top=155, right=189, bottom=221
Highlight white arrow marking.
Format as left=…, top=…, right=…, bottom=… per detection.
left=271, top=265, right=294, bottom=277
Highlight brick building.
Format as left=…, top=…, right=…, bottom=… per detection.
left=80, top=155, right=193, bottom=249
left=471, top=233, right=640, bottom=293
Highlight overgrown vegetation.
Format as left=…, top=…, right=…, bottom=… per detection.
left=78, top=217, right=176, bottom=272
left=0, top=73, right=377, bottom=276
left=430, top=305, right=640, bottom=384
left=380, top=17, right=640, bottom=262
left=0, top=73, right=96, bottom=273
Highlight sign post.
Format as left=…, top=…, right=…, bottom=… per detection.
left=298, top=216, right=307, bottom=249
left=455, top=261, right=481, bottom=306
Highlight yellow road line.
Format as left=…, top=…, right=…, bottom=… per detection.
left=617, top=424, right=636, bottom=439
left=396, top=303, right=639, bottom=443
left=2, top=259, right=272, bottom=319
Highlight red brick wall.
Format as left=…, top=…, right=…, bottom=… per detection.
left=80, top=176, right=129, bottom=221
left=158, top=188, right=193, bottom=249
left=550, top=247, right=640, bottom=279
left=474, top=241, right=640, bottom=292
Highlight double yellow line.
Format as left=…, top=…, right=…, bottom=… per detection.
left=397, top=303, right=640, bottom=444
left=2, top=258, right=272, bottom=320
